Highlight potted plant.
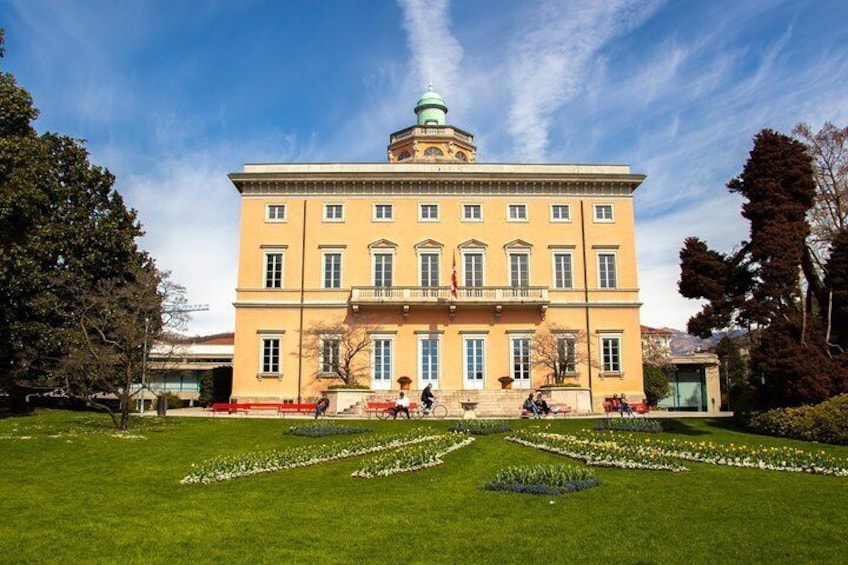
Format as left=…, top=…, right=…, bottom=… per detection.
left=498, top=375, right=514, bottom=390
left=397, top=376, right=412, bottom=390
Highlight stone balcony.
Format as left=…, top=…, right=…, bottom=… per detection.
left=350, top=286, right=549, bottom=319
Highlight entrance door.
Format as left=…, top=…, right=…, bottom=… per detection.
left=463, top=336, right=485, bottom=390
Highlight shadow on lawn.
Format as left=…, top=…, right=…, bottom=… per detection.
left=661, top=419, right=711, bottom=436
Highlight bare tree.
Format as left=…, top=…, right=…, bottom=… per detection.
left=301, top=316, right=382, bottom=387
left=793, top=122, right=848, bottom=263
left=532, top=323, right=594, bottom=385
left=61, top=262, right=187, bottom=430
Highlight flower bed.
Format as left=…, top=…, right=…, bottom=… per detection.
left=507, top=431, right=848, bottom=476
left=182, top=431, right=438, bottom=485
left=288, top=423, right=372, bottom=437
left=351, top=434, right=475, bottom=478
left=481, top=464, right=601, bottom=495
left=448, top=420, right=513, bottom=435
left=593, top=418, right=664, bottom=433
left=506, top=431, right=688, bottom=472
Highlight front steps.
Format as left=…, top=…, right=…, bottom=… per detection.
left=340, top=389, right=553, bottom=419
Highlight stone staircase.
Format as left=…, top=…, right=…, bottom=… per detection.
left=339, top=389, right=538, bottom=418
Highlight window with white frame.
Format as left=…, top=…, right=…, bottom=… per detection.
left=509, top=252, right=530, bottom=288
left=598, top=252, right=617, bottom=289
left=263, top=251, right=284, bottom=289
left=372, top=337, right=393, bottom=386
left=553, top=252, right=573, bottom=289
left=419, top=203, right=439, bottom=221
left=420, top=252, right=439, bottom=288
left=511, top=337, right=532, bottom=383
left=508, top=203, right=528, bottom=221
left=463, top=252, right=484, bottom=293
left=556, top=335, right=577, bottom=374
left=600, top=334, right=622, bottom=373
left=373, top=204, right=393, bottom=221
left=266, top=204, right=287, bottom=222
left=463, top=204, right=482, bottom=221
left=320, top=337, right=340, bottom=374
left=322, top=252, right=342, bottom=289
left=463, top=336, right=485, bottom=387
left=419, top=336, right=439, bottom=384
left=324, top=203, right=344, bottom=221
left=594, top=204, right=614, bottom=222
left=373, top=253, right=393, bottom=287
left=550, top=204, right=570, bottom=222
left=260, top=336, right=281, bottom=374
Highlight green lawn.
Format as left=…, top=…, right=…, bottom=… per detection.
left=1, top=411, right=847, bottom=564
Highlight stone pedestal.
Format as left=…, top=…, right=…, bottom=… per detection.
left=538, top=387, right=592, bottom=413
left=460, top=401, right=479, bottom=419
left=325, top=388, right=372, bottom=415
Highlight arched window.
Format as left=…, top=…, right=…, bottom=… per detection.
left=398, top=151, right=411, bottom=161
left=455, top=151, right=467, bottom=161
left=424, top=147, right=444, bottom=157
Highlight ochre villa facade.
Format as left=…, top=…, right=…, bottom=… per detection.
left=229, top=89, right=646, bottom=412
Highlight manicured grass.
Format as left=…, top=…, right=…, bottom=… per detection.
left=1, top=411, right=847, bottom=564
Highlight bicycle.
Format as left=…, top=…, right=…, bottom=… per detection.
left=414, top=400, right=448, bottom=419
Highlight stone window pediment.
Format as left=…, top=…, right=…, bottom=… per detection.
left=458, top=238, right=487, bottom=250
left=414, top=239, right=444, bottom=249
left=368, top=238, right=398, bottom=249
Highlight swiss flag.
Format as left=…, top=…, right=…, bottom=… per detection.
left=451, top=251, right=458, bottom=298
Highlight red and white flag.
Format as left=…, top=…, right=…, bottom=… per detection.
left=451, top=251, right=458, bottom=298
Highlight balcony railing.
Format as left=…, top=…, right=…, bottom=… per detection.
left=350, top=286, right=549, bottom=304
left=389, top=126, right=474, bottom=144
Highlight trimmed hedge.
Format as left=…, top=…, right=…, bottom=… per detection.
left=747, top=393, right=848, bottom=445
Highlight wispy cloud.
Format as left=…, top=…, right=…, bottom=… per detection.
left=505, top=0, right=664, bottom=161
left=397, top=0, right=464, bottom=104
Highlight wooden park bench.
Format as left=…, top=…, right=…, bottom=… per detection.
left=603, top=397, right=650, bottom=416
left=208, top=403, right=249, bottom=416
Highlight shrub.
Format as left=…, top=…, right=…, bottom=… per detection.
left=643, top=365, right=671, bottom=406
left=448, top=420, right=512, bottom=435
left=481, top=464, right=601, bottom=495
left=593, top=418, right=664, bottom=433
left=747, top=393, right=848, bottom=445
left=327, top=383, right=370, bottom=390
left=288, top=423, right=371, bottom=437
left=162, top=393, right=184, bottom=410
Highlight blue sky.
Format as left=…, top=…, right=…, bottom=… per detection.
left=2, top=0, right=847, bottom=335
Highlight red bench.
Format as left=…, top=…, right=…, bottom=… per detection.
left=208, top=403, right=249, bottom=416
left=603, top=397, right=649, bottom=415
left=277, top=403, right=317, bottom=417
left=366, top=401, right=418, bottom=419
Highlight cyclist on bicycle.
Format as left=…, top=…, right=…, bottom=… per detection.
left=420, top=383, right=435, bottom=414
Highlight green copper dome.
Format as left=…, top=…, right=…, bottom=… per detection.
left=414, top=85, right=448, bottom=126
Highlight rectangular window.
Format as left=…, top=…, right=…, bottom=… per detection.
left=509, top=253, right=529, bottom=288
left=419, top=203, right=439, bottom=221
left=321, top=338, right=340, bottom=374
left=323, top=252, right=341, bottom=289
left=601, top=335, right=622, bottom=373
left=550, top=204, right=570, bottom=222
left=264, top=252, right=283, bottom=289
left=463, top=252, right=484, bottom=294
left=374, top=204, right=393, bottom=221
left=463, top=204, right=482, bottom=221
left=266, top=204, right=286, bottom=221
left=598, top=253, right=617, bottom=289
left=420, top=253, right=439, bottom=287
left=594, top=204, right=614, bottom=222
left=511, top=337, right=531, bottom=383
left=464, top=337, right=485, bottom=386
left=556, top=336, right=577, bottom=374
left=324, top=203, right=344, bottom=221
left=372, top=338, right=392, bottom=384
left=508, top=204, right=528, bottom=221
left=261, top=337, right=280, bottom=374
left=553, top=253, right=573, bottom=289
left=374, top=253, right=393, bottom=287
left=420, top=337, right=439, bottom=383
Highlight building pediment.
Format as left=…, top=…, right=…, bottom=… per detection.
left=368, top=238, right=398, bottom=249
left=414, top=238, right=444, bottom=249
left=458, top=238, right=487, bottom=249
left=504, top=238, right=533, bottom=250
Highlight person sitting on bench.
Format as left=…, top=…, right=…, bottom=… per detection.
left=534, top=393, right=551, bottom=416
left=619, top=393, right=634, bottom=417
left=523, top=393, right=541, bottom=419
left=392, top=391, right=411, bottom=419
left=314, top=393, right=330, bottom=419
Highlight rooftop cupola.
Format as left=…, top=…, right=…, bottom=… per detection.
left=414, top=84, right=448, bottom=126
left=387, top=85, right=476, bottom=163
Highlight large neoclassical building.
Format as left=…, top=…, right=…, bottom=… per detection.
left=228, top=88, right=646, bottom=412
